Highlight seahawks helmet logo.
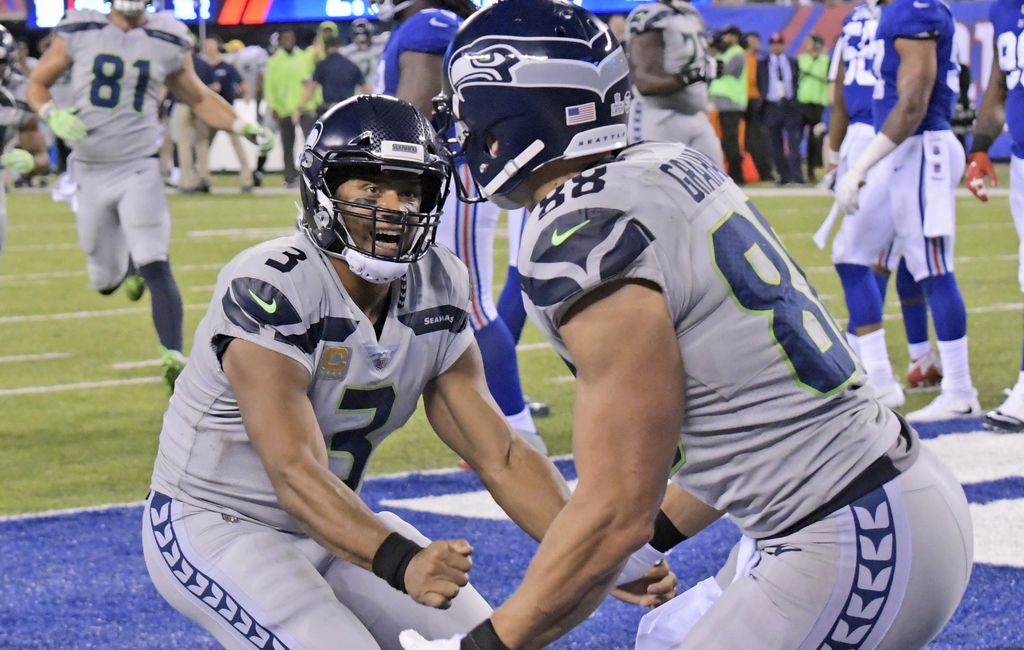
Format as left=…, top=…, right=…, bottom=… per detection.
left=448, top=36, right=630, bottom=102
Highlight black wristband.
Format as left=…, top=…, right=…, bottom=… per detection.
left=970, top=133, right=995, bottom=155
left=461, top=619, right=511, bottom=650
left=650, top=509, right=688, bottom=553
left=371, top=532, right=423, bottom=593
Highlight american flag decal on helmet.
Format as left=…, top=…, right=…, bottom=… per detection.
left=565, top=102, right=596, bottom=126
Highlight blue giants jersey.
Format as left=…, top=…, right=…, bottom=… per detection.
left=991, top=0, right=1024, bottom=158
left=872, top=0, right=957, bottom=133
left=837, top=4, right=881, bottom=125
left=374, top=8, right=461, bottom=96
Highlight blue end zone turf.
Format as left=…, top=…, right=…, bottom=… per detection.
left=1, top=421, right=1020, bottom=648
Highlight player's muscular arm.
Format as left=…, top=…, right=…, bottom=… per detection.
left=659, top=481, right=724, bottom=538
left=974, top=47, right=1008, bottom=143
left=424, top=341, right=570, bottom=542
left=879, top=37, right=938, bottom=144
left=26, top=36, right=72, bottom=110
left=397, top=51, right=444, bottom=115
left=629, top=31, right=686, bottom=96
left=224, top=339, right=473, bottom=608
left=488, top=280, right=685, bottom=649
left=828, top=51, right=851, bottom=157
left=166, top=52, right=239, bottom=132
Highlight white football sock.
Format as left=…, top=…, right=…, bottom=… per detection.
left=506, top=406, right=537, bottom=435
left=845, top=330, right=860, bottom=358
left=857, top=329, right=896, bottom=387
left=937, top=336, right=974, bottom=397
left=908, top=340, right=932, bottom=362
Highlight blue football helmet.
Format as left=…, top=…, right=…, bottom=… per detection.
left=299, top=95, right=452, bottom=283
left=442, top=0, right=631, bottom=208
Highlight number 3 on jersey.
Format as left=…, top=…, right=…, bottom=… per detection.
left=328, top=385, right=397, bottom=491
left=90, top=54, right=151, bottom=111
left=710, top=203, right=856, bottom=396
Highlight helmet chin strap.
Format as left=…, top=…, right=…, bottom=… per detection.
left=340, top=247, right=410, bottom=284
left=375, top=0, right=414, bottom=22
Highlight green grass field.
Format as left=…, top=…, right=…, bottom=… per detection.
left=1, top=175, right=1020, bottom=515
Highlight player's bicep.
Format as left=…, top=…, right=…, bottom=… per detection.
left=27, top=36, right=72, bottom=91
left=222, top=339, right=327, bottom=479
left=425, top=340, right=513, bottom=467
left=628, top=30, right=666, bottom=76
left=166, top=52, right=211, bottom=107
left=559, top=281, right=684, bottom=505
left=894, top=37, right=938, bottom=92
left=396, top=51, right=443, bottom=115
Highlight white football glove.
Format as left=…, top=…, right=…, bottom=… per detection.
left=398, top=629, right=463, bottom=649
left=835, top=168, right=866, bottom=215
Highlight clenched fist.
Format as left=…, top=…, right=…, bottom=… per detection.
left=404, top=539, right=473, bottom=609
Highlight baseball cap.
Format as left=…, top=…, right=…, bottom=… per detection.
left=224, top=39, right=244, bottom=53
left=769, top=32, right=784, bottom=44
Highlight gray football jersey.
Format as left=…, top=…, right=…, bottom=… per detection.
left=625, top=3, right=710, bottom=115
left=517, top=142, right=904, bottom=538
left=0, top=72, right=33, bottom=153
left=342, top=34, right=388, bottom=83
left=151, top=233, right=474, bottom=532
left=54, top=9, right=191, bottom=163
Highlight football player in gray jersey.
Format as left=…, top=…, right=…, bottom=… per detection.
left=624, top=0, right=723, bottom=165
left=343, top=18, right=390, bottom=82
left=0, top=26, right=49, bottom=265
left=26, top=0, right=274, bottom=390
left=402, top=2, right=974, bottom=648
left=144, top=95, right=674, bottom=650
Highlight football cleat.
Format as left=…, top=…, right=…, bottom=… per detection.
left=907, top=350, right=942, bottom=388
left=905, top=391, right=981, bottom=423
left=983, top=391, right=1024, bottom=433
left=524, top=394, right=551, bottom=418
left=161, top=348, right=186, bottom=394
left=123, top=274, right=146, bottom=302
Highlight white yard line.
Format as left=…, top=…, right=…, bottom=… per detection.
left=0, top=376, right=163, bottom=396
left=186, top=227, right=295, bottom=239
left=111, top=359, right=162, bottom=370
left=4, top=242, right=81, bottom=252
left=515, top=342, right=551, bottom=352
left=545, top=375, right=577, bottom=384
left=0, top=351, right=72, bottom=363
left=0, top=262, right=222, bottom=284
left=0, top=303, right=207, bottom=324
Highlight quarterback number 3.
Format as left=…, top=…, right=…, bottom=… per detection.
left=328, top=385, right=397, bottom=491
left=710, top=204, right=856, bottom=396
left=90, top=54, right=151, bottom=111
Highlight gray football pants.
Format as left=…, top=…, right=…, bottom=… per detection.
left=143, top=492, right=492, bottom=650
left=74, top=156, right=171, bottom=291
left=679, top=446, right=972, bottom=649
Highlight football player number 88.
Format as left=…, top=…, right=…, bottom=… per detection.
left=710, top=204, right=857, bottom=396
left=90, top=54, right=151, bottom=111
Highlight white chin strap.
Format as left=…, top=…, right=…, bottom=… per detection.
left=340, top=247, right=410, bottom=284
left=374, top=0, right=413, bottom=22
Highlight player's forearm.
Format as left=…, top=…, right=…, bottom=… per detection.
left=489, top=496, right=654, bottom=648
left=25, top=80, right=53, bottom=114
left=633, top=69, right=685, bottom=96
left=271, top=456, right=391, bottom=570
left=190, top=86, right=242, bottom=132
left=829, top=102, right=850, bottom=154
left=879, top=90, right=928, bottom=144
left=973, top=83, right=1007, bottom=146
left=475, top=436, right=570, bottom=541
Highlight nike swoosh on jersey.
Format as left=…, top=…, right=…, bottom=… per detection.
left=551, top=219, right=591, bottom=246
left=248, top=289, right=278, bottom=314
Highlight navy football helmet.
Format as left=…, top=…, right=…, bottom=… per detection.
left=299, top=95, right=452, bottom=283
left=442, top=0, right=631, bottom=207
left=0, top=26, right=14, bottom=82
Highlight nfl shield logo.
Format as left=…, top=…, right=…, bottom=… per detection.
left=363, top=344, right=399, bottom=372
